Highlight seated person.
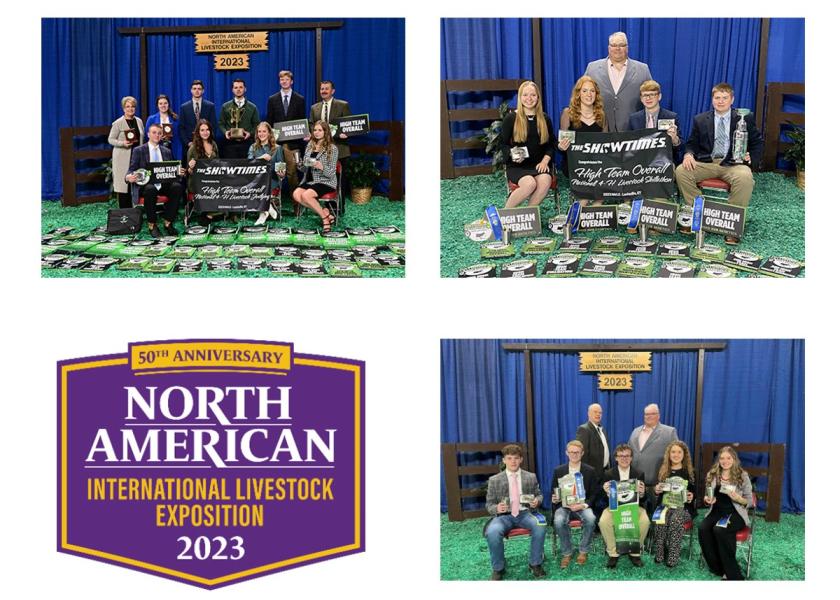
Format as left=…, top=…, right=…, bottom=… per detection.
left=186, top=119, right=221, bottom=226
left=126, top=123, right=184, bottom=238
left=598, top=444, right=650, bottom=567
left=248, top=121, right=284, bottom=225
left=628, top=79, right=681, bottom=164
left=291, top=120, right=338, bottom=232
left=698, top=445, right=752, bottom=580
left=550, top=440, right=599, bottom=568
left=675, top=82, right=764, bottom=244
left=484, top=444, right=546, bottom=580
left=500, top=81, right=555, bottom=208
left=651, top=441, right=696, bottom=567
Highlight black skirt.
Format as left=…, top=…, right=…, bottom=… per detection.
left=298, top=182, right=335, bottom=197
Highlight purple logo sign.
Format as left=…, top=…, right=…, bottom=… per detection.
left=58, top=340, right=364, bottom=588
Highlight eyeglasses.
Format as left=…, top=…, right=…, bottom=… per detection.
left=641, top=93, right=658, bottom=99
left=616, top=454, right=632, bottom=459
left=567, top=450, right=582, bottom=455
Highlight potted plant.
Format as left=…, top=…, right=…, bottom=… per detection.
left=784, top=123, right=805, bottom=190
left=473, top=101, right=510, bottom=173
left=346, top=154, right=380, bottom=204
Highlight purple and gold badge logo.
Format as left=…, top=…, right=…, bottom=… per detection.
left=58, top=340, right=364, bottom=588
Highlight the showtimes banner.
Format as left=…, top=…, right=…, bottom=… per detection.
left=194, top=159, right=271, bottom=212
left=58, top=340, right=364, bottom=588
left=567, top=130, right=675, bottom=201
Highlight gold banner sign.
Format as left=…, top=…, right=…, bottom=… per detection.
left=195, top=32, right=268, bottom=53
left=130, top=341, right=292, bottom=372
left=598, top=373, right=633, bottom=390
left=579, top=351, right=652, bottom=372
left=214, top=54, right=250, bottom=71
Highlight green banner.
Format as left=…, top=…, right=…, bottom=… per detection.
left=610, top=479, right=641, bottom=555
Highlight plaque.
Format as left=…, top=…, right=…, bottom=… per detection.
left=759, top=256, right=803, bottom=278
left=464, top=219, right=493, bottom=242
left=548, top=213, right=568, bottom=235
left=656, top=260, right=696, bottom=278
left=557, top=237, right=592, bottom=253
left=617, top=256, right=655, bottom=278
left=657, top=241, right=691, bottom=259
left=690, top=243, right=726, bottom=263
left=626, top=239, right=659, bottom=255
left=161, top=122, right=174, bottom=140
left=521, top=237, right=557, bottom=254
left=542, top=253, right=580, bottom=277
left=592, top=235, right=627, bottom=254
left=697, top=263, right=738, bottom=278
left=558, top=130, right=576, bottom=144
left=125, top=128, right=140, bottom=146
left=580, top=254, right=619, bottom=277
left=724, top=249, right=762, bottom=273
left=657, top=119, right=675, bottom=131
left=510, top=146, right=529, bottom=161
left=458, top=263, right=498, bottom=278
left=479, top=241, right=515, bottom=259
left=328, top=262, right=363, bottom=278
left=500, top=259, right=537, bottom=278
left=172, top=259, right=203, bottom=274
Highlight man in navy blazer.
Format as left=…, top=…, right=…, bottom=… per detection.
left=675, top=82, right=764, bottom=243
left=126, top=123, right=185, bottom=238
left=266, top=70, right=307, bottom=192
left=584, top=32, right=652, bottom=132
left=550, top=440, right=599, bottom=568
left=628, top=79, right=682, bottom=164
left=178, top=80, right=220, bottom=150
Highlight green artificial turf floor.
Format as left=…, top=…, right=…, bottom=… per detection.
left=440, top=172, right=804, bottom=278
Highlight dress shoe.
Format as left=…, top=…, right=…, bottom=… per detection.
left=529, top=564, right=546, bottom=578
left=560, top=554, right=572, bottom=569
left=724, top=235, right=740, bottom=245
left=629, top=555, right=643, bottom=567
left=198, top=214, right=212, bottom=227
left=254, top=212, right=269, bottom=226
left=149, top=224, right=162, bottom=239
left=268, top=204, right=279, bottom=219
left=489, top=569, right=504, bottom=581
left=164, top=222, right=178, bottom=236
left=576, top=552, right=588, bottom=565
left=606, top=555, right=619, bottom=568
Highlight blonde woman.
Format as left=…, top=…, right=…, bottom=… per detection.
left=108, top=96, right=144, bottom=208
left=651, top=441, right=696, bottom=567
left=499, top=81, right=555, bottom=208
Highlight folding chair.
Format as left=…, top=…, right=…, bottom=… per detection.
left=698, top=177, right=731, bottom=202
left=735, top=493, right=757, bottom=579
left=318, top=160, right=344, bottom=223
left=551, top=517, right=582, bottom=558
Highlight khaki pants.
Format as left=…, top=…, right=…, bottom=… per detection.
left=282, top=144, right=300, bottom=190
left=598, top=507, right=650, bottom=557
left=675, top=159, right=754, bottom=208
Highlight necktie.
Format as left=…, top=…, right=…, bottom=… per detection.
left=509, top=473, right=520, bottom=517
left=283, top=94, right=289, bottom=115
left=713, top=116, right=727, bottom=158
left=322, top=101, right=328, bottom=122
left=194, top=102, right=200, bottom=123
left=151, top=145, right=162, bottom=189
left=647, top=113, right=654, bottom=128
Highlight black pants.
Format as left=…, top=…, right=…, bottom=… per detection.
left=141, top=181, right=182, bottom=224
left=117, top=192, right=133, bottom=209
left=221, top=138, right=250, bottom=159
left=339, top=156, right=350, bottom=205
left=698, top=508, right=746, bottom=580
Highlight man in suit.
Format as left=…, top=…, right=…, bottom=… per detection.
left=126, top=123, right=185, bottom=238
left=675, top=82, right=764, bottom=244
left=178, top=80, right=219, bottom=150
left=309, top=80, right=352, bottom=198
left=550, top=440, right=599, bottom=568
left=584, top=32, right=652, bottom=132
left=220, top=79, right=260, bottom=159
left=628, top=403, right=679, bottom=492
left=484, top=444, right=546, bottom=580
left=628, top=79, right=682, bottom=164
left=266, top=70, right=307, bottom=192
left=576, top=403, right=610, bottom=517
left=598, top=444, right=650, bottom=567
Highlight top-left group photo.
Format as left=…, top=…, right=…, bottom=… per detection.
left=41, top=18, right=405, bottom=277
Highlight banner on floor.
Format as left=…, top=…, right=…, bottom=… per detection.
left=567, top=130, right=675, bottom=201
left=193, top=159, right=271, bottom=212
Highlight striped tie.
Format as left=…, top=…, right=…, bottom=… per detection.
left=713, top=116, right=727, bottom=158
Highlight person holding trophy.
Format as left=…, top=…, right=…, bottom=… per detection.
left=186, top=119, right=222, bottom=226
left=499, top=80, right=556, bottom=209
left=550, top=440, right=599, bottom=568
left=484, top=444, right=547, bottom=580
left=675, top=82, right=764, bottom=244
left=598, top=444, right=650, bottom=567
left=108, top=96, right=144, bottom=209
left=146, top=94, right=179, bottom=159
left=248, top=121, right=284, bottom=226
left=220, top=79, right=260, bottom=159
left=291, top=120, right=338, bottom=232
left=698, top=446, right=753, bottom=580
left=651, top=441, right=696, bottom=567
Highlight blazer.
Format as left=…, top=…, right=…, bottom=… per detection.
left=310, top=98, right=352, bottom=159
left=301, top=143, right=339, bottom=190
left=266, top=90, right=307, bottom=150
left=108, top=116, right=145, bottom=194
left=628, top=107, right=682, bottom=162
left=628, top=423, right=678, bottom=484
left=146, top=112, right=181, bottom=161
left=706, top=471, right=753, bottom=526
left=550, top=462, right=599, bottom=512
left=178, top=98, right=219, bottom=148
left=127, top=142, right=176, bottom=205
left=684, top=109, right=764, bottom=168
left=584, top=57, right=652, bottom=132
left=486, top=468, right=543, bottom=516
left=220, top=99, right=260, bottom=140
left=575, top=421, right=610, bottom=479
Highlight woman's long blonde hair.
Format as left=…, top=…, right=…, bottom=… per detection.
left=657, top=440, right=695, bottom=483
left=306, top=119, right=337, bottom=161
left=705, top=446, right=745, bottom=485
left=567, top=75, right=606, bottom=129
left=512, top=81, right=549, bottom=144
left=251, top=121, right=277, bottom=154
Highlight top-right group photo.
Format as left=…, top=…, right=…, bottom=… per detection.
left=441, top=18, right=804, bottom=278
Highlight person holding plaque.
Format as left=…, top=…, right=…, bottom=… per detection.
left=292, top=120, right=338, bottom=232
left=698, top=446, right=753, bottom=580
left=220, top=79, right=260, bottom=159
left=484, top=444, right=546, bottom=580
left=309, top=80, right=352, bottom=199
left=108, top=96, right=144, bottom=209
left=186, top=119, right=221, bottom=226
left=651, top=441, right=696, bottom=567
left=146, top=94, right=180, bottom=159
left=266, top=70, right=307, bottom=194
left=550, top=440, right=599, bottom=568
left=499, top=81, right=556, bottom=209
left=178, top=80, right=219, bottom=151
left=628, top=80, right=681, bottom=163
left=598, top=444, right=650, bottom=567
left=675, top=82, right=764, bottom=244
left=248, top=122, right=284, bottom=226
left=557, top=76, right=606, bottom=191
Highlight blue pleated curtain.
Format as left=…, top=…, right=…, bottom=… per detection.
left=42, top=18, right=405, bottom=199
left=440, top=339, right=804, bottom=515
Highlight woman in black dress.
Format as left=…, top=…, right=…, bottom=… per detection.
left=558, top=76, right=607, bottom=203
left=651, top=441, right=696, bottom=567
left=499, top=81, right=555, bottom=208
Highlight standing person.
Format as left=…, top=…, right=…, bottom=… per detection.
left=628, top=403, right=679, bottom=494
left=576, top=402, right=610, bottom=517
left=146, top=94, right=180, bottom=159
left=499, top=80, right=555, bottom=208
left=675, top=82, right=764, bottom=244
left=178, top=80, right=219, bottom=151
left=248, top=121, right=284, bottom=225
left=598, top=444, right=650, bottom=567
left=291, top=120, right=338, bottom=232
left=185, top=119, right=221, bottom=226
left=484, top=444, right=547, bottom=580
left=584, top=31, right=652, bottom=132
left=220, top=79, right=259, bottom=159
left=698, top=446, right=752, bottom=580
left=309, top=80, right=352, bottom=199
left=266, top=70, right=306, bottom=193
left=651, top=441, right=696, bottom=567
left=557, top=76, right=605, bottom=198
left=628, top=80, right=681, bottom=163
left=108, top=96, right=144, bottom=208
left=550, top=440, right=599, bottom=568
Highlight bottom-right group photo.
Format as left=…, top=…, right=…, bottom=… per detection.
left=440, top=339, right=804, bottom=581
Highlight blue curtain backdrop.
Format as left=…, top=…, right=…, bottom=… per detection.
left=440, top=339, right=804, bottom=515
left=41, top=18, right=405, bottom=200
left=442, top=18, right=804, bottom=169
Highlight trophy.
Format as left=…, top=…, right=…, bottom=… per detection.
left=510, top=146, right=529, bottom=162
left=732, top=108, right=751, bottom=164
left=275, top=161, right=287, bottom=177
left=133, top=169, right=151, bottom=186
left=228, top=105, right=245, bottom=140
left=304, top=156, right=317, bottom=168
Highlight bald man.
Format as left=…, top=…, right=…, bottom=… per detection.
left=627, top=403, right=678, bottom=489
left=576, top=403, right=611, bottom=481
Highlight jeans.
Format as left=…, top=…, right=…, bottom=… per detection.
left=485, top=512, right=546, bottom=572
left=553, top=507, right=597, bottom=555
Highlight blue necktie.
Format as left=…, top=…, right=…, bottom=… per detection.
left=713, top=116, right=728, bottom=158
